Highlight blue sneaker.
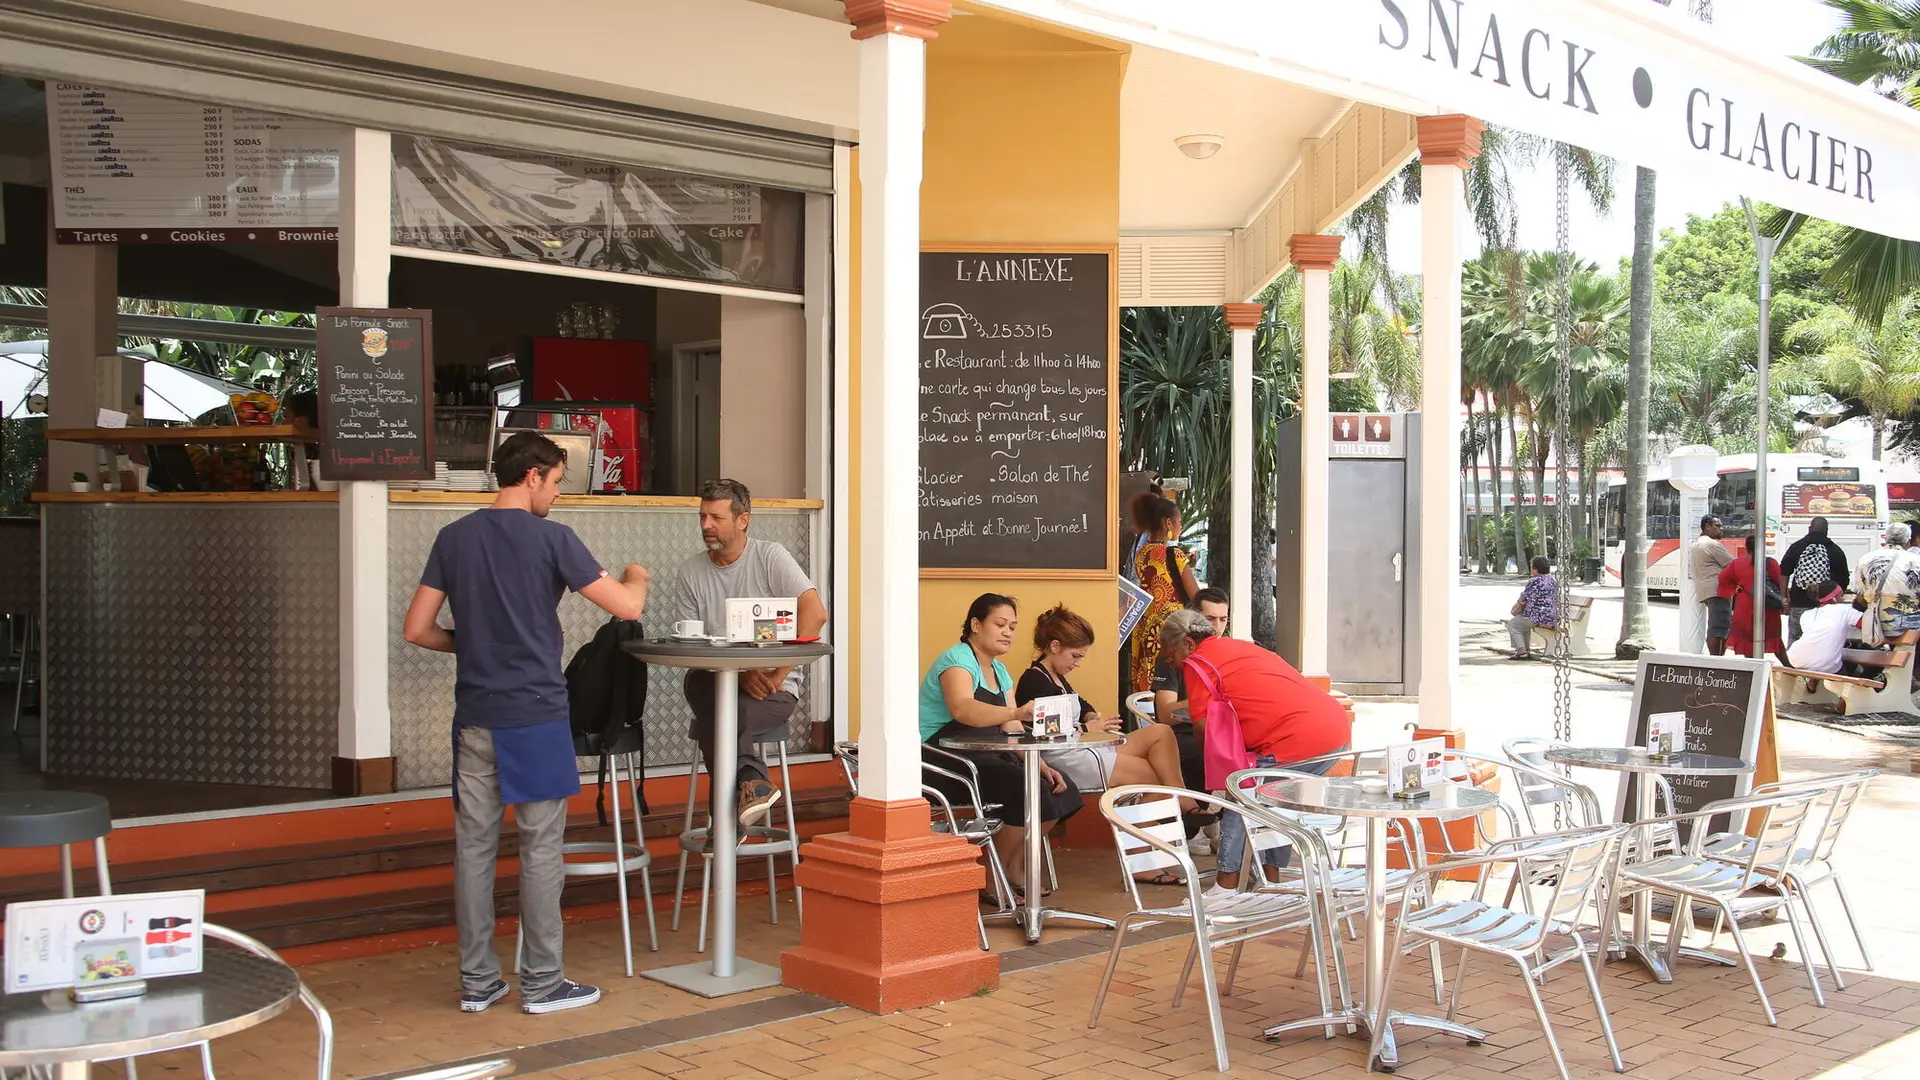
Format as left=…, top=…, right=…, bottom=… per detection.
left=522, top=978, right=600, bottom=1014
left=459, top=979, right=509, bottom=1013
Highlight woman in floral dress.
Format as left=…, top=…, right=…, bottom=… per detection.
left=1130, top=495, right=1202, bottom=692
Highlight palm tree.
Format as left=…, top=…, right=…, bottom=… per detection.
left=1787, top=294, right=1920, bottom=459
left=1327, top=258, right=1420, bottom=407
left=1520, top=254, right=1627, bottom=556
left=1763, top=0, right=1920, bottom=322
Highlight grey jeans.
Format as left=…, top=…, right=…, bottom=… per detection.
left=685, top=670, right=798, bottom=786
left=1506, top=615, right=1543, bottom=653
left=454, top=726, right=570, bottom=997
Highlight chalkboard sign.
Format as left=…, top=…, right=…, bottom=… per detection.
left=918, top=247, right=1115, bottom=576
left=1619, top=652, right=1768, bottom=835
left=316, top=307, right=435, bottom=481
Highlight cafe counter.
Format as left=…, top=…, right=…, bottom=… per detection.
left=34, top=491, right=826, bottom=791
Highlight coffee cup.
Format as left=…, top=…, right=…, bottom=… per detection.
left=672, top=619, right=704, bottom=638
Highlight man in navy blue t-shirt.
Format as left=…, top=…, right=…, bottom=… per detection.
left=404, top=431, right=649, bottom=1016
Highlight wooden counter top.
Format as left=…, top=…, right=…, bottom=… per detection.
left=48, top=424, right=318, bottom=446
left=34, top=492, right=339, bottom=504
left=389, top=491, right=825, bottom=509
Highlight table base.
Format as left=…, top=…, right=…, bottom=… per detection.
left=983, top=906, right=1114, bottom=944
left=1264, top=1007, right=1487, bottom=1069
left=640, top=958, right=783, bottom=998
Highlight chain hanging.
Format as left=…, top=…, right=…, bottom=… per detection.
left=1552, top=149, right=1577, bottom=827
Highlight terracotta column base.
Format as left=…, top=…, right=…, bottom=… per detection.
left=781, top=797, right=999, bottom=1012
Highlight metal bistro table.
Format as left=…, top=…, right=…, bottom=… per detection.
left=936, top=728, right=1122, bottom=943
left=1252, top=774, right=1500, bottom=1069
left=1544, top=745, right=1754, bottom=983
left=0, top=950, right=299, bottom=1079
left=621, top=637, right=831, bottom=998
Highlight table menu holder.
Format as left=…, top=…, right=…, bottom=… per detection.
left=1387, top=738, right=1445, bottom=801
left=71, top=978, right=148, bottom=1003
left=1646, top=710, right=1687, bottom=762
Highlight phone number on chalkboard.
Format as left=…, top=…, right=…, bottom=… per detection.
left=973, top=323, right=1054, bottom=340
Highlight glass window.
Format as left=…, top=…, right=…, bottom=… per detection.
left=1710, top=471, right=1757, bottom=540
left=1648, top=482, right=1680, bottom=541
left=390, top=135, right=804, bottom=292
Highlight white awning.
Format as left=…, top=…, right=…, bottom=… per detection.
left=982, top=0, right=1920, bottom=241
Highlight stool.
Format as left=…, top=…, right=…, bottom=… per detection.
left=516, top=729, right=658, bottom=978
left=0, top=790, right=113, bottom=897
left=671, top=725, right=802, bottom=951
left=7, top=610, right=37, bottom=745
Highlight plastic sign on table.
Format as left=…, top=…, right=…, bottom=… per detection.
left=5, top=890, right=206, bottom=998
left=1028, top=694, right=1079, bottom=739
left=1647, top=711, right=1687, bottom=760
left=723, top=597, right=797, bottom=643
left=1385, top=738, right=1446, bottom=801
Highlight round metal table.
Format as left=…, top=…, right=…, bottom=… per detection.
left=620, top=638, right=831, bottom=998
left=936, top=728, right=1123, bottom=943
left=1544, top=746, right=1753, bottom=983
left=1248, top=775, right=1500, bottom=1069
left=0, top=950, right=299, bottom=1078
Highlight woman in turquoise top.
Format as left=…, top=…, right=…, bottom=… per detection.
left=919, top=593, right=1082, bottom=896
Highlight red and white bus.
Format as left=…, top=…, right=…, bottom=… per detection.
left=1600, top=455, right=1889, bottom=598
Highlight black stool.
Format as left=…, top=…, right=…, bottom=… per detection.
left=0, top=790, right=113, bottom=896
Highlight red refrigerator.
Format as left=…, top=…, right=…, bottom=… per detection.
left=522, top=337, right=652, bottom=492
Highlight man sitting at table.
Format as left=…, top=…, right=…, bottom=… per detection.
left=1157, top=608, right=1351, bottom=899
left=674, top=478, right=828, bottom=829
left=1786, top=580, right=1860, bottom=676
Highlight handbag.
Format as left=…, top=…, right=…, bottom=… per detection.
left=1183, top=651, right=1254, bottom=790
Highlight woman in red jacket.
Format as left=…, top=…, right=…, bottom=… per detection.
left=1718, top=534, right=1790, bottom=667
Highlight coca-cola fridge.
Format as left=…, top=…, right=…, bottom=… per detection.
left=525, top=401, right=649, bottom=493
left=522, top=337, right=651, bottom=406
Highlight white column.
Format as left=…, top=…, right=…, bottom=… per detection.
left=1290, top=236, right=1340, bottom=676
left=1415, top=116, right=1483, bottom=731
left=1223, top=304, right=1260, bottom=640
left=855, top=28, right=929, bottom=804
left=44, top=228, right=117, bottom=484
left=336, top=128, right=393, bottom=764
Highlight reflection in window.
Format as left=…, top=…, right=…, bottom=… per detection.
left=390, top=135, right=803, bottom=292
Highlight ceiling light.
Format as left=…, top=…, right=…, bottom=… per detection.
left=1175, top=135, right=1224, bottom=160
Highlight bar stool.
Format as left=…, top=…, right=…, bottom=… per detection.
left=516, top=728, right=658, bottom=977
left=7, top=610, right=37, bottom=746
left=0, top=790, right=113, bottom=897
left=671, top=725, right=802, bottom=950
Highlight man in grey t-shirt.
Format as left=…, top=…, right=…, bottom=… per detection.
left=675, top=478, right=829, bottom=827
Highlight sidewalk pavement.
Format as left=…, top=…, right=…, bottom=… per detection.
left=108, top=618, right=1920, bottom=1080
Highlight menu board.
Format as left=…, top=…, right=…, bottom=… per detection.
left=1620, top=652, right=1768, bottom=837
left=316, top=308, right=434, bottom=481
left=1781, top=482, right=1876, bottom=518
left=918, top=248, right=1114, bottom=575
left=49, top=83, right=339, bottom=243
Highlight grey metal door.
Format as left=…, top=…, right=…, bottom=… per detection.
left=1327, top=460, right=1406, bottom=687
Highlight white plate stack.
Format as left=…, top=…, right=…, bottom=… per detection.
left=409, top=462, right=452, bottom=492
left=447, top=469, right=491, bottom=492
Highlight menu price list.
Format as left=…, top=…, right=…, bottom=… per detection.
left=918, top=251, right=1111, bottom=572
left=316, top=309, right=435, bottom=482
left=50, top=83, right=339, bottom=240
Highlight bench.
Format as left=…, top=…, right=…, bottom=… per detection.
left=1530, top=594, right=1593, bottom=656
left=1771, top=628, right=1920, bottom=717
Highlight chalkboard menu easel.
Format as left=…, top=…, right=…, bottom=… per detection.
left=1619, top=652, right=1770, bottom=834
left=918, top=246, right=1116, bottom=577
left=316, top=307, right=435, bottom=481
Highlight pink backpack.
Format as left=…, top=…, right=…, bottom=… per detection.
left=1183, top=651, right=1255, bottom=790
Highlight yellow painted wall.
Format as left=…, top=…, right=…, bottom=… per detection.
left=846, top=18, right=1126, bottom=737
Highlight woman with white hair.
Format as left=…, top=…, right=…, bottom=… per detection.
left=1157, top=608, right=1350, bottom=898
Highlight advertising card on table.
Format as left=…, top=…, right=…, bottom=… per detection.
left=1647, top=711, right=1687, bottom=759
left=5, top=889, right=205, bottom=996
left=1386, top=738, right=1446, bottom=800
left=1028, top=694, right=1079, bottom=739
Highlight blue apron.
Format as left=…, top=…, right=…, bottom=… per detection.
left=453, top=718, right=582, bottom=805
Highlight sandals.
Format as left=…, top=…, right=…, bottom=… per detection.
left=1131, top=870, right=1185, bottom=887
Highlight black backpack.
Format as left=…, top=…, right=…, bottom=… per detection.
left=564, top=618, right=650, bottom=821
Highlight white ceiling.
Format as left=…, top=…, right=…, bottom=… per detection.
left=1120, top=45, right=1345, bottom=233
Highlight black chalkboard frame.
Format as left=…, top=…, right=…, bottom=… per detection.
left=315, top=306, right=436, bottom=482
left=1614, top=651, right=1770, bottom=828
left=918, top=243, right=1119, bottom=580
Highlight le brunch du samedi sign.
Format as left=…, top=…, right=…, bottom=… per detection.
left=982, top=0, right=1920, bottom=243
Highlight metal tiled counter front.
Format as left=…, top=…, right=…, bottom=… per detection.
left=42, top=499, right=341, bottom=788
left=39, top=494, right=824, bottom=792
left=389, top=496, right=822, bottom=790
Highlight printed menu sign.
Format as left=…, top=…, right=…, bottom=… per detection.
left=48, top=83, right=339, bottom=243
left=1780, top=482, right=1876, bottom=518
left=918, top=249, right=1114, bottom=574
left=5, top=889, right=205, bottom=994
left=1621, top=652, right=1768, bottom=835
left=316, top=308, right=435, bottom=481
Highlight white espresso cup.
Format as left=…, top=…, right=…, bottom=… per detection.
left=672, top=619, right=704, bottom=638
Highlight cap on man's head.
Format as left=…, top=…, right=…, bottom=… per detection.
left=1888, top=522, right=1912, bottom=546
